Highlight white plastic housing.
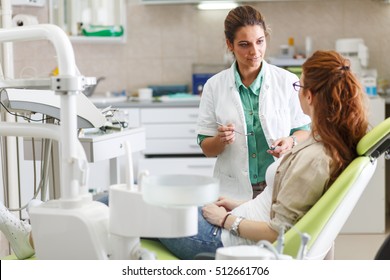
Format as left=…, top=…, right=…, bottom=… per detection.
left=109, top=184, right=198, bottom=238
left=142, top=174, right=219, bottom=207
left=29, top=200, right=110, bottom=260
left=216, top=245, right=277, bottom=260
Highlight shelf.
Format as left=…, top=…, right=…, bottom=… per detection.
left=49, top=0, right=126, bottom=44
left=267, top=57, right=306, bottom=67
left=69, top=35, right=126, bottom=44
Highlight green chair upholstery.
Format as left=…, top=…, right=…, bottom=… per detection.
left=2, top=254, right=35, bottom=260
left=3, top=240, right=178, bottom=260
left=141, top=239, right=179, bottom=260
left=282, top=156, right=374, bottom=258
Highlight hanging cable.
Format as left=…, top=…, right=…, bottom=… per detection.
left=0, top=88, right=57, bottom=123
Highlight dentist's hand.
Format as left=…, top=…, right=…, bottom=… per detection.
left=217, top=123, right=235, bottom=145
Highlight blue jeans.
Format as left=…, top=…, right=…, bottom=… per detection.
left=95, top=193, right=109, bottom=206
left=159, top=207, right=223, bottom=260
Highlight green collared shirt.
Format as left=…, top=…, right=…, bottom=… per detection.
left=234, top=63, right=272, bottom=185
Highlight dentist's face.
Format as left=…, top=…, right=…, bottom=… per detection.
left=227, top=25, right=266, bottom=71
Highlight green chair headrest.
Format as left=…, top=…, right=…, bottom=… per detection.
left=357, top=117, right=390, bottom=157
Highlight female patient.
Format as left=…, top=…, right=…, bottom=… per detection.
left=0, top=51, right=369, bottom=260
left=158, top=50, right=369, bottom=259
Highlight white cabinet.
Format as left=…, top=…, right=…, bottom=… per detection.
left=141, top=107, right=201, bottom=155
left=138, top=106, right=216, bottom=177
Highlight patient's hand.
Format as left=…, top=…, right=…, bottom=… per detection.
left=215, top=196, right=245, bottom=211
left=202, top=203, right=228, bottom=227
left=267, top=137, right=292, bottom=158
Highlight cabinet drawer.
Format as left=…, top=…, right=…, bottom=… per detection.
left=144, top=139, right=202, bottom=155
left=139, top=157, right=216, bottom=177
left=122, top=108, right=140, bottom=128
left=80, top=128, right=146, bottom=162
left=141, top=108, right=198, bottom=123
left=144, top=124, right=197, bottom=139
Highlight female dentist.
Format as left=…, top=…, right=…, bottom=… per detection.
left=197, top=5, right=311, bottom=200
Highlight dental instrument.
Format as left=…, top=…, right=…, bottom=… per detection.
left=216, top=121, right=254, bottom=136
left=296, top=232, right=311, bottom=260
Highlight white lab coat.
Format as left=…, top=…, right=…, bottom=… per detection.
left=197, top=61, right=311, bottom=200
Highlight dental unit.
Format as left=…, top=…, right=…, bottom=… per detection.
left=0, top=24, right=219, bottom=259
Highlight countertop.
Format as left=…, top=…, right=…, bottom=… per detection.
left=90, top=96, right=201, bottom=109
left=382, top=96, right=390, bottom=104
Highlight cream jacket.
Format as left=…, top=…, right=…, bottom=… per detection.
left=197, top=61, right=311, bottom=200
left=221, top=136, right=332, bottom=247
left=269, top=136, right=332, bottom=232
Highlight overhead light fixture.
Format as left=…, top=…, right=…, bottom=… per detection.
left=197, top=1, right=238, bottom=10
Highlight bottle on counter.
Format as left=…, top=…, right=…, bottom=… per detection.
left=305, top=36, right=313, bottom=58
left=288, top=37, right=295, bottom=58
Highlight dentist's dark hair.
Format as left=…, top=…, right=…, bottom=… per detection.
left=224, top=5, right=269, bottom=44
left=302, top=50, right=369, bottom=184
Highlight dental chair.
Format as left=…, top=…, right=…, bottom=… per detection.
left=281, top=117, right=389, bottom=259
left=2, top=119, right=389, bottom=260
left=375, top=233, right=390, bottom=260
left=139, top=117, right=390, bottom=260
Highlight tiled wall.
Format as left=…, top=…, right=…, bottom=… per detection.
left=10, top=0, right=390, bottom=96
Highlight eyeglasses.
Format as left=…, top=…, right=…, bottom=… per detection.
left=293, top=81, right=306, bottom=92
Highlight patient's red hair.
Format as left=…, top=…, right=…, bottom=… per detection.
left=302, top=50, right=369, bottom=184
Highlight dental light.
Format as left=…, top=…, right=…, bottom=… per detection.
left=1, top=88, right=106, bottom=128
left=197, top=1, right=238, bottom=10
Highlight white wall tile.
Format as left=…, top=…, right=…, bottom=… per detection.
left=9, top=0, right=390, bottom=95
